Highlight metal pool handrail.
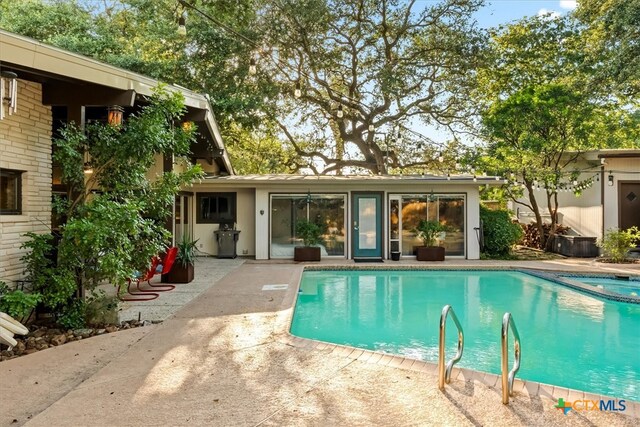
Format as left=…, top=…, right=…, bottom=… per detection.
left=438, top=304, right=464, bottom=390
left=501, top=312, right=521, bottom=404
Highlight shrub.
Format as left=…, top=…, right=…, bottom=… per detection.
left=295, top=219, right=323, bottom=246
left=480, top=205, right=523, bottom=256
left=598, top=227, right=640, bottom=263
left=414, top=219, right=447, bottom=247
left=0, top=281, right=41, bottom=322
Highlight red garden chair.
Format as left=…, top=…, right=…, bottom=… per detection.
left=118, top=257, right=161, bottom=301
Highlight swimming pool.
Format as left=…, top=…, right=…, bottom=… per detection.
left=560, top=276, right=640, bottom=298
left=291, top=269, right=640, bottom=401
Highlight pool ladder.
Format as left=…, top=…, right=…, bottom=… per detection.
left=438, top=305, right=464, bottom=390
left=437, top=305, right=522, bottom=405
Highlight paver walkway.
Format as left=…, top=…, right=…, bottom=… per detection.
left=0, top=258, right=638, bottom=426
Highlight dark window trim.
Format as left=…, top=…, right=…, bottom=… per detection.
left=196, top=192, right=237, bottom=224
left=0, top=168, right=23, bottom=215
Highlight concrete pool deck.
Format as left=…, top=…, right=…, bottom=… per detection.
left=0, top=258, right=638, bottom=426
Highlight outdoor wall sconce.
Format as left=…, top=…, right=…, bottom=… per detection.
left=0, top=70, right=18, bottom=120
left=259, top=209, right=264, bottom=215
left=608, top=172, right=614, bottom=186
left=83, top=162, right=93, bottom=174
left=182, top=121, right=194, bottom=131
left=107, top=105, right=124, bottom=126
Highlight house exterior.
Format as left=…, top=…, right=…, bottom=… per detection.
left=1, top=29, right=500, bottom=289
left=191, top=174, right=498, bottom=261
left=0, top=29, right=231, bottom=283
left=513, top=149, right=640, bottom=240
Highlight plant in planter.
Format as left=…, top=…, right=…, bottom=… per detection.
left=164, top=235, right=198, bottom=283
left=414, top=219, right=448, bottom=261
left=294, top=219, right=323, bottom=262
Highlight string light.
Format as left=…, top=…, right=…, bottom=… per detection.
left=249, top=58, right=257, bottom=75
left=438, top=152, right=444, bottom=163
left=336, top=104, right=343, bottom=118
left=368, top=124, right=375, bottom=132
left=177, top=14, right=187, bottom=36
left=294, top=81, right=301, bottom=98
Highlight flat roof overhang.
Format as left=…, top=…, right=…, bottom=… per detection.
left=198, top=174, right=505, bottom=189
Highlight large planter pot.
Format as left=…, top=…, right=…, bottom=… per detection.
left=294, top=246, right=321, bottom=262
left=163, top=263, right=194, bottom=283
left=416, top=246, right=445, bottom=261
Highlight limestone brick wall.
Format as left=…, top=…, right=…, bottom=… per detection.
left=0, top=80, right=52, bottom=285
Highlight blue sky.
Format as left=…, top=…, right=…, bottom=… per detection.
left=474, top=0, right=578, bottom=27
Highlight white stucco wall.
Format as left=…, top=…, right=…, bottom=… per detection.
left=192, top=188, right=255, bottom=257
left=198, top=180, right=482, bottom=260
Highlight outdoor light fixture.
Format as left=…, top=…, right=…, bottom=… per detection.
left=495, top=175, right=500, bottom=181
left=396, top=132, right=402, bottom=144
left=438, top=152, right=444, bottom=163
left=336, top=104, right=343, bottom=118
left=107, top=105, right=124, bottom=126
left=368, top=124, right=374, bottom=132
left=0, top=70, right=18, bottom=120
left=608, top=172, right=614, bottom=186
left=473, top=175, right=477, bottom=182
left=249, top=58, right=257, bottom=75
left=447, top=173, right=451, bottom=181
left=177, top=14, right=187, bottom=36
left=182, top=121, right=194, bottom=131
left=294, top=81, right=301, bottom=98
left=83, top=162, right=93, bottom=174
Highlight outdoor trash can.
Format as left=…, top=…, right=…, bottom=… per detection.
left=214, top=229, right=240, bottom=258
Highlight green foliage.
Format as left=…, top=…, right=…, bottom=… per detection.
left=57, top=299, right=86, bottom=330
left=480, top=205, right=523, bottom=256
left=20, top=233, right=77, bottom=311
left=51, top=87, right=202, bottom=292
left=414, top=220, right=447, bottom=247
left=224, top=122, right=296, bottom=174
left=84, top=293, right=118, bottom=326
left=576, top=0, right=640, bottom=97
left=295, top=220, right=323, bottom=247
left=176, top=234, right=198, bottom=268
left=597, top=227, right=640, bottom=263
left=0, top=281, right=41, bottom=321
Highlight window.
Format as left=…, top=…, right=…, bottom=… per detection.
left=270, top=194, right=346, bottom=258
left=197, top=192, right=236, bottom=223
left=0, top=169, right=23, bottom=215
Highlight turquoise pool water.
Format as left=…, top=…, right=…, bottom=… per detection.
left=291, top=270, right=640, bottom=401
left=561, top=276, right=640, bottom=297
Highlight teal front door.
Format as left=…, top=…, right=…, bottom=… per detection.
left=352, top=193, right=382, bottom=258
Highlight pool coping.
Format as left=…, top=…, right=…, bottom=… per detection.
left=284, top=265, right=640, bottom=419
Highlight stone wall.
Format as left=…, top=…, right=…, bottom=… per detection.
left=0, top=80, right=52, bottom=285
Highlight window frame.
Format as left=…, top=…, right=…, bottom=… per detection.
left=196, top=192, right=237, bottom=224
left=0, top=168, right=23, bottom=215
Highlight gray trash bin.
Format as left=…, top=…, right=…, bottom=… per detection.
left=215, top=229, right=241, bottom=258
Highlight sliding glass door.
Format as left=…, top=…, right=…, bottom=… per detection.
left=270, top=194, right=346, bottom=258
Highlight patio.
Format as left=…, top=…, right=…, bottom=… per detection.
left=1, top=257, right=638, bottom=426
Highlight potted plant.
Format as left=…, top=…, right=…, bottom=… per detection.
left=294, top=219, right=323, bottom=262
left=414, top=219, right=447, bottom=261
left=164, top=234, right=197, bottom=283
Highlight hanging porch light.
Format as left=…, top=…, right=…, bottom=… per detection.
left=107, top=105, right=124, bottom=127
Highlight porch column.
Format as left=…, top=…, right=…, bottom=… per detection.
left=255, top=189, right=269, bottom=260
left=467, top=189, right=481, bottom=259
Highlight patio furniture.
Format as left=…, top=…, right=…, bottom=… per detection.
left=146, top=247, right=178, bottom=291
left=118, top=258, right=161, bottom=301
